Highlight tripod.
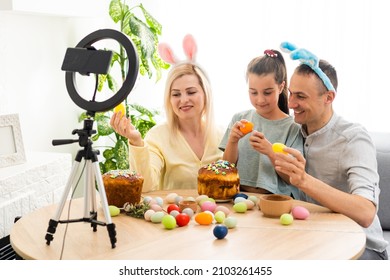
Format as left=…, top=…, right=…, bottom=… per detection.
left=45, top=117, right=117, bottom=248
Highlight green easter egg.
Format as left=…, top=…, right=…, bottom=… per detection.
left=150, top=211, right=165, bottom=223
left=214, top=211, right=226, bottom=223
left=233, top=201, right=247, bottom=213
left=224, top=217, right=238, bottom=229
left=280, top=213, right=294, bottom=225
left=109, top=205, right=120, bottom=217
left=162, top=214, right=177, bottom=229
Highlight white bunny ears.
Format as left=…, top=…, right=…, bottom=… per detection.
left=158, top=34, right=197, bottom=65
left=280, top=41, right=336, bottom=93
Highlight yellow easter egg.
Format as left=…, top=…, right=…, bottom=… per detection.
left=272, top=142, right=288, bottom=155
left=114, top=103, right=126, bottom=116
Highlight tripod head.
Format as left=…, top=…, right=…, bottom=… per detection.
left=52, top=115, right=96, bottom=149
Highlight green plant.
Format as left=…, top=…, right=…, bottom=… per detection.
left=80, top=0, right=169, bottom=174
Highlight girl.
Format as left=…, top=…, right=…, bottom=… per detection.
left=219, top=49, right=303, bottom=198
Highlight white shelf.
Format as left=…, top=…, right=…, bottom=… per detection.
left=0, top=151, right=72, bottom=238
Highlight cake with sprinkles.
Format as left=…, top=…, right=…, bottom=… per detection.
left=102, top=169, right=144, bottom=207
left=198, top=160, right=240, bottom=201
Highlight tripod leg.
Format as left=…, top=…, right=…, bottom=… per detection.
left=45, top=161, right=81, bottom=245
left=85, top=161, right=98, bottom=232
left=92, top=161, right=117, bottom=248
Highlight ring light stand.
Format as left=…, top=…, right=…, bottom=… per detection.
left=45, top=29, right=139, bottom=249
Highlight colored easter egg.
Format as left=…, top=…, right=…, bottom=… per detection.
left=214, top=205, right=230, bottom=216
left=214, top=211, right=226, bottom=223
left=272, top=142, right=288, bottom=155
left=108, top=205, right=120, bottom=217
left=248, top=195, right=258, bottom=205
left=233, top=193, right=249, bottom=200
left=201, top=200, right=217, bottom=212
left=165, top=192, right=178, bottom=204
left=195, top=212, right=213, bottom=225
left=213, top=225, right=228, bottom=239
left=291, top=206, right=310, bottom=220
left=150, top=211, right=165, bottom=223
left=162, top=214, right=176, bottom=229
left=176, top=213, right=190, bottom=227
left=167, top=204, right=181, bottom=214
left=234, top=197, right=246, bottom=204
left=169, top=210, right=180, bottom=218
left=239, top=121, right=254, bottom=134
left=144, top=209, right=155, bottom=221
left=196, top=195, right=209, bottom=205
left=280, top=213, right=294, bottom=225
left=181, top=208, right=195, bottom=218
left=224, top=217, right=238, bottom=229
left=233, top=202, right=247, bottom=213
left=244, top=199, right=255, bottom=210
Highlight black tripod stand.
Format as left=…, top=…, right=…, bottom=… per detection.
left=45, top=117, right=117, bottom=248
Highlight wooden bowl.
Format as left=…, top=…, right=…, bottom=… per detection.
left=258, top=194, right=293, bottom=218
left=179, top=200, right=198, bottom=213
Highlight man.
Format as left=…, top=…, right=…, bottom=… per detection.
left=275, top=44, right=388, bottom=260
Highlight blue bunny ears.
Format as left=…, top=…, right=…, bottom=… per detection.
left=280, top=42, right=336, bottom=92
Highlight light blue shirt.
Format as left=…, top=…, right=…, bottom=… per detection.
left=301, top=112, right=388, bottom=252
left=219, top=109, right=303, bottom=198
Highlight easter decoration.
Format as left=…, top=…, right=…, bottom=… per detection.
left=280, top=41, right=336, bottom=93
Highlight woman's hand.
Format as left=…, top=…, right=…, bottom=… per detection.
left=110, top=112, right=143, bottom=146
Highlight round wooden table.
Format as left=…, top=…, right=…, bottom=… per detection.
left=10, top=189, right=365, bottom=260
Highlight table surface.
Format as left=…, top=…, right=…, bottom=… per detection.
left=10, top=189, right=366, bottom=260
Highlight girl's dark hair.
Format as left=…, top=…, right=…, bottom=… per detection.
left=246, top=49, right=289, bottom=114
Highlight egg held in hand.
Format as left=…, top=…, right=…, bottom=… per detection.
left=272, top=142, right=288, bottom=155
left=239, top=121, right=254, bottom=134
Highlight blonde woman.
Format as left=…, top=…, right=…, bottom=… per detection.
left=110, top=36, right=223, bottom=192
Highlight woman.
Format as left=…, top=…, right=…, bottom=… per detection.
left=110, top=63, right=223, bottom=192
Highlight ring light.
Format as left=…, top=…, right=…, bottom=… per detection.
left=64, top=29, right=139, bottom=113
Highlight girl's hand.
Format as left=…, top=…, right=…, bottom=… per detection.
left=228, top=119, right=252, bottom=144
left=249, top=131, right=272, bottom=156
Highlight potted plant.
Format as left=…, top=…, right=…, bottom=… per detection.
left=80, top=0, right=169, bottom=174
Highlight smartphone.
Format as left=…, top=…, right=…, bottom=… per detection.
left=61, top=47, right=113, bottom=75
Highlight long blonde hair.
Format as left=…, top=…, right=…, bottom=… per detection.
left=163, top=63, right=219, bottom=146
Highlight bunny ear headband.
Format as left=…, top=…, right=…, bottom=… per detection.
left=158, top=34, right=197, bottom=65
left=280, top=42, right=336, bottom=92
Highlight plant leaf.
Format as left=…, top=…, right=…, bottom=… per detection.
left=139, top=3, right=162, bottom=35
left=103, top=148, right=116, bottom=160
left=109, top=0, right=127, bottom=24
left=97, top=115, right=114, bottom=136
left=128, top=14, right=156, bottom=59
left=102, top=159, right=117, bottom=174
left=114, top=138, right=129, bottom=169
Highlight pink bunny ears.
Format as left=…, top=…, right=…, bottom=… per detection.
left=158, top=34, right=197, bottom=65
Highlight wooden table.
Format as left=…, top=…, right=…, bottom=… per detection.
left=10, top=189, right=366, bottom=260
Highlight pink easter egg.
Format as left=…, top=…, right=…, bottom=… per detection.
left=291, top=206, right=310, bottom=220
left=200, top=200, right=217, bottom=212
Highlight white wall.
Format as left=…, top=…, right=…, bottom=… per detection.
left=1, top=0, right=389, bottom=162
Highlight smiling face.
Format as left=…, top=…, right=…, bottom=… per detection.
left=288, top=71, right=334, bottom=134
left=170, top=74, right=205, bottom=121
left=248, top=73, right=285, bottom=119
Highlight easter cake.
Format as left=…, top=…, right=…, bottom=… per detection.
left=102, top=169, right=144, bottom=208
left=198, top=160, right=240, bottom=201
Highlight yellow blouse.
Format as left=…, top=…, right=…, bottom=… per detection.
left=129, top=122, right=223, bottom=192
